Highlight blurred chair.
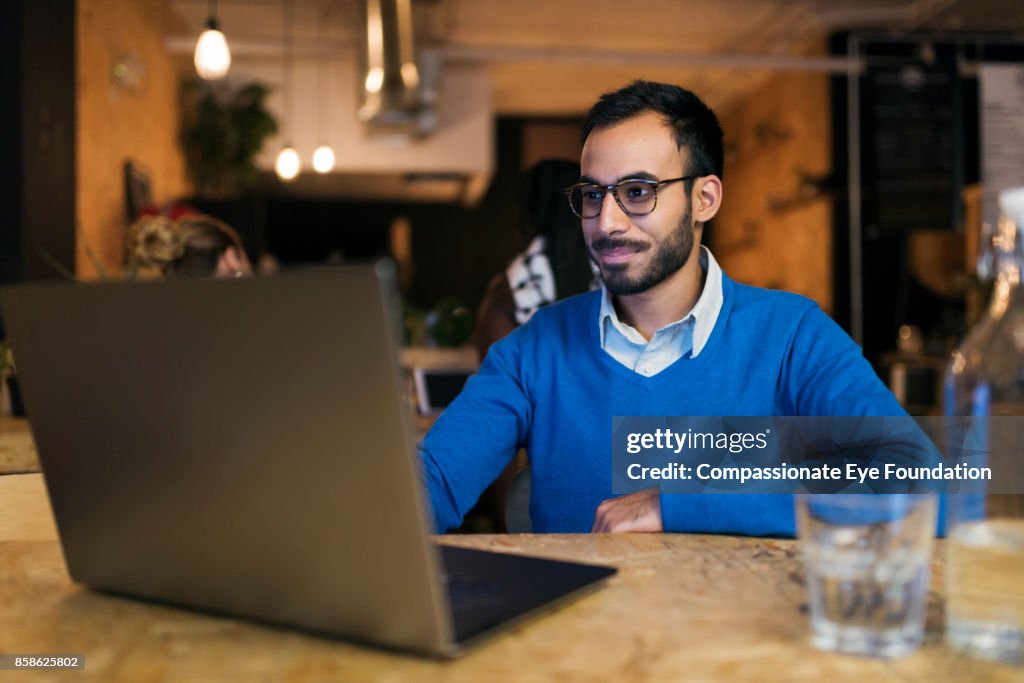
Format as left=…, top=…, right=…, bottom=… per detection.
left=503, top=464, right=532, bottom=533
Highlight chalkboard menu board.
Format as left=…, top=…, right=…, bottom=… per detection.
left=864, top=64, right=957, bottom=232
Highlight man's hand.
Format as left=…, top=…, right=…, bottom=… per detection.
left=591, top=488, right=663, bottom=533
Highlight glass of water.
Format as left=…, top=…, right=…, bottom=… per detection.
left=795, top=494, right=938, bottom=658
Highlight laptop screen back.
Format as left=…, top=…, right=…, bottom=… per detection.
left=0, top=263, right=455, bottom=653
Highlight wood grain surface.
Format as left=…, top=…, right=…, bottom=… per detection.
left=0, top=417, right=38, bottom=474
left=0, top=474, right=1019, bottom=682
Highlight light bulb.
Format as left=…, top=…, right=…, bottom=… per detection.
left=275, top=146, right=300, bottom=181
left=312, top=145, right=335, bottom=174
left=365, top=67, right=384, bottom=94
left=194, top=22, right=231, bottom=80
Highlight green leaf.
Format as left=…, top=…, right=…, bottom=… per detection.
left=181, top=79, right=279, bottom=194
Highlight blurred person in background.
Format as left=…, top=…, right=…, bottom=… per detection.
left=126, top=213, right=252, bottom=279
left=475, top=159, right=600, bottom=359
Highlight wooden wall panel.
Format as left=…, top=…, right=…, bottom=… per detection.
left=521, top=121, right=582, bottom=170
left=712, top=67, right=833, bottom=312
left=76, top=0, right=190, bottom=279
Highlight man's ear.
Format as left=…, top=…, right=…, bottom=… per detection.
left=693, top=176, right=723, bottom=224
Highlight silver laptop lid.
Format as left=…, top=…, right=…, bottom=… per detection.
left=0, top=262, right=455, bottom=654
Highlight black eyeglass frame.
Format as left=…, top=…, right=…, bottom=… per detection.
left=563, top=175, right=699, bottom=219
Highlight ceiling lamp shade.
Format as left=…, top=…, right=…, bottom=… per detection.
left=194, top=1, right=231, bottom=80
left=311, top=6, right=335, bottom=176
left=275, top=1, right=300, bottom=182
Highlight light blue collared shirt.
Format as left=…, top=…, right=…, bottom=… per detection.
left=598, top=246, right=724, bottom=376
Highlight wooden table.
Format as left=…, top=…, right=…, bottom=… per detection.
left=1, top=474, right=1019, bottom=682
left=0, top=416, right=38, bottom=473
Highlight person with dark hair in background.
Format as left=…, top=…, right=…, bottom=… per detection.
left=168, top=214, right=252, bottom=278
left=475, top=159, right=600, bottom=360
left=422, top=80, right=907, bottom=536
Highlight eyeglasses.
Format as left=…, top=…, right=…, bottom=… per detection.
left=564, top=175, right=697, bottom=219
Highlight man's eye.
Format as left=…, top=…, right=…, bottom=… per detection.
left=622, top=183, right=652, bottom=200
left=582, top=188, right=604, bottom=201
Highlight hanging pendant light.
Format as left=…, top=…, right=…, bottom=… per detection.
left=275, top=146, right=301, bottom=181
left=275, top=0, right=300, bottom=182
left=312, top=145, right=335, bottom=174
left=312, top=4, right=335, bottom=174
left=194, top=0, right=231, bottom=80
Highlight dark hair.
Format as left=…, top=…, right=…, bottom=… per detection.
left=518, top=159, right=594, bottom=297
left=169, top=215, right=245, bottom=277
left=580, top=80, right=724, bottom=179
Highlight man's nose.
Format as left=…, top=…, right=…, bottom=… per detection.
left=595, top=191, right=628, bottom=235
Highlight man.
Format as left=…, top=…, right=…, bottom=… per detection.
left=421, top=80, right=905, bottom=535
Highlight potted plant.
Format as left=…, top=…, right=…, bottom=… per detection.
left=180, top=80, right=278, bottom=195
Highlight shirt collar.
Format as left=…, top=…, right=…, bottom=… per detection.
left=598, top=245, right=724, bottom=358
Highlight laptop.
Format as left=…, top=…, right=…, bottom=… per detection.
left=412, top=367, right=474, bottom=416
left=0, top=262, right=615, bottom=657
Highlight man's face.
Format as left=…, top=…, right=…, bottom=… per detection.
left=579, top=111, right=696, bottom=296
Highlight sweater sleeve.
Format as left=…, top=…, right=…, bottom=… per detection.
left=782, top=305, right=906, bottom=417
left=420, top=330, right=532, bottom=533
left=660, top=493, right=795, bottom=536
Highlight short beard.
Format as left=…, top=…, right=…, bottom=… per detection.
left=593, top=202, right=694, bottom=296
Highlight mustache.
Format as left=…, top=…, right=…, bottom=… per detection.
left=590, top=237, right=650, bottom=252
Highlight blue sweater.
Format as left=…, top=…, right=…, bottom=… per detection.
left=421, top=273, right=907, bottom=535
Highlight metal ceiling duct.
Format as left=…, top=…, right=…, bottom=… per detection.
left=358, top=0, right=430, bottom=134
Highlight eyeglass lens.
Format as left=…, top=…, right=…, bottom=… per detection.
left=570, top=181, right=657, bottom=219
